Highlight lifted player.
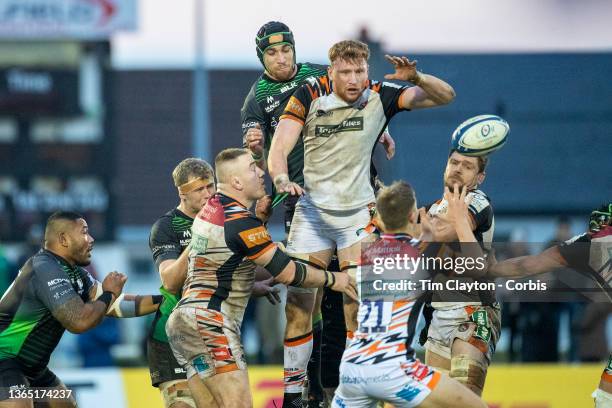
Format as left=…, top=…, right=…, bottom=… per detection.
left=268, top=39, right=455, bottom=405
left=241, top=22, right=395, bottom=407
left=487, top=203, right=612, bottom=407
left=166, top=148, right=357, bottom=408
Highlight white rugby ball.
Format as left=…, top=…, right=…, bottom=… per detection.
left=451, top=114, right=509, bottom=156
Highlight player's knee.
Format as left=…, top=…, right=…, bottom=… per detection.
left=160, top=381, right=196, bottom=408
left=449, top=354, right=488, bottom=395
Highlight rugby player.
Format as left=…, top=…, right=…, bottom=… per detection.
left=421, top=151, right=499, bottom=396
left=0, top=211, right=162, bottom=408
left=333, top=181, right=487, bottom=408
left=147, top=158, right=216, bottom=408
left=241, top=23, right=395, bottom=407
left=166, top=148, right=357, bottom=408
left=486, top=203, right=612, bottom=407
left=148, top=158, right=280, bottom=408
left=268, top=39, right=455, bottom=405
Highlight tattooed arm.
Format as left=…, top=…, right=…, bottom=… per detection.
left=52, top=296, right=111, bottom=334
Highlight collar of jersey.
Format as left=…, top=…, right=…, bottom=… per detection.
left=42, top=248, right=77, bottom=270
left=217, top=192, right=248, bottom=209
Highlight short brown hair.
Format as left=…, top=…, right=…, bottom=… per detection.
left=477, top=156, right=489, bottom=173
left=172, top=158, right=214, bottom=187
left=214, top=148, right=249, bottom=183
left=328, top=40, right=370, bottom=64
left=376, top=181, right=416, bottom=231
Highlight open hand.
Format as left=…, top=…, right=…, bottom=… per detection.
left=384, top=55, right=420, bottom=83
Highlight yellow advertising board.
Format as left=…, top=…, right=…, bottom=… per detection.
left=122, top=364, right=602, bottom=408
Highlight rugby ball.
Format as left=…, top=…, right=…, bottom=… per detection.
left=451, top=114, right=509, bottom=156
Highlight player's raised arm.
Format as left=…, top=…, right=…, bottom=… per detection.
left=487, top=246, right=568, bottom=279
left=383, top=55, right=455, bottom=110
left=268, top=98, right=305, bottom=196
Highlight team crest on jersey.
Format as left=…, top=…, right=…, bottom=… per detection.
left=192, top=235, right=209, bottom=253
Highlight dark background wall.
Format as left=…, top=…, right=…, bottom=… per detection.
left=111, top=54, right=612, bottom=226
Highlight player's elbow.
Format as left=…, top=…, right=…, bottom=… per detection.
left=64, top=320, right=91, bottom=334
left=439, top=86, right=456, bottom=105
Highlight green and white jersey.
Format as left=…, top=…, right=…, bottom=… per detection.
left=240, top=62, right=327, bottom=193
left=148, top=208, right=193, bottom=343
left=0, top=250, right=95, bottom=373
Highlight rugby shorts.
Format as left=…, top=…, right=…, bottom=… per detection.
left=425, top=304, right=501, bottom=362
left=0, top=359, right=61, bottom=401
left=332, top=359, right=441, bottom=408
left=167, top=306, right=247, bottom=380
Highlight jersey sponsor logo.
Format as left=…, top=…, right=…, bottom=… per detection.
left=285, top=96, right=305, bottom=119
left=239, top=226, right=271, bottom=248
left=280, top=81, right=297, bottom=94
left=241, top=121, right=259, bottom=131
left=264, top=99, right=280, bottom=113
left=314, top=117, right=364, bottom=137
left=47, top=278, right=70, bottom=287
left=266, top=95, right=274, bottom=104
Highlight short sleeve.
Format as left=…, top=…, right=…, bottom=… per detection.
left=32, top=256, right=80, bottom=313
left=467, top=191, right=493, bottom=230
left=279, top=83, right=314, bottom=125
left=149, top=217, right=182, bottom=268
left=377, top=81, right=410, bottom=119
left=225, top=215, right=275, bottom=260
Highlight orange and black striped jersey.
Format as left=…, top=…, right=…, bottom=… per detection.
left=178, top=193, right=274, bottom=326
left=280, top=76, right=409, bottom=210
left=343, top=234, right=428, bottom=365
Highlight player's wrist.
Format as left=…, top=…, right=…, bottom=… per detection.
left=410, top=71, right=423, bottom=86
left=273, top=174, right=290, bottom=188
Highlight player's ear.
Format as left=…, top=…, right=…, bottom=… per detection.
left=408, top=207, right=418, bottom=224
left=58, top=231, right=69, bottom=248
left=231, top=175, right=243, bottom=191
left=477, top=172, right=486, bottom=185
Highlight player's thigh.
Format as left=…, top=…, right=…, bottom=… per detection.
left=203, top=370, right=251, bottom=408
left=186, top=376, right=216, bottom=408
left=31, top=370, right=75, bottom=408
left=424, top=349, right=450, bottom=374
left=416, top=373, right=486, bottom=408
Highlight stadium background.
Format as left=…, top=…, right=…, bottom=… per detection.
left=0, top=0, right=611, bottom=406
